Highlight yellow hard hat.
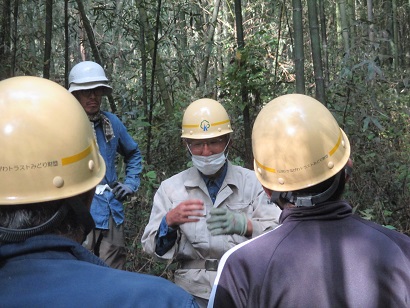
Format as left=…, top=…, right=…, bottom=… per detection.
left=252, top=94, right=350, bottom=192
left=0, top=76, right=106, bottom=205
left=181, top=98, right=233, bottom=139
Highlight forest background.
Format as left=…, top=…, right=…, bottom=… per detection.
left=0, top=0, right=409, bottom=277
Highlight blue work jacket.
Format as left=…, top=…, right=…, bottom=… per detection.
left=92, top=111, right=142, bottom=229
left=0, top=235, right=198, bottom=308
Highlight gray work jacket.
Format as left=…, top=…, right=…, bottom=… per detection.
left=141, top=161, right=281, bottom=299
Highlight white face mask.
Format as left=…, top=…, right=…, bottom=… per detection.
left=191, top=152, right=227, bottom=175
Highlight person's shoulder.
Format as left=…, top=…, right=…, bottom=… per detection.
left=101, top=111, right=132, bottom=135
left=92, top=268, right=197, bottom=306
left=227, top=161, right=254, bottom=174
left=352, top=215, right=410, bottom=249
left=351, top=215, right=410, bottom=256
left=161, top=167, right=196, bottom=184
left=226, top=161, right=260, bottom=185
left=101, top=110, right=121, bottom=122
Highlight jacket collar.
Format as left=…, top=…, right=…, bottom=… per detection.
left=279, top=200, right=352, bottom=224
left=0, top=234, right=108, bottom=267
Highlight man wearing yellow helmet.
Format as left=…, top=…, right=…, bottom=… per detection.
left=68, top=61, right=142, bottom=270
left=0, top=76, right=198, bottom=307
left=209, top=94, right=410, bottom=307
left=141, top=98, right=281, bottom=307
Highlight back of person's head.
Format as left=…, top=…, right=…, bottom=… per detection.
left=0, top=76, right=106, bottom=243
left=181, top=98, right=233, bottom=140
left=252, top=94, right=351, bottom=207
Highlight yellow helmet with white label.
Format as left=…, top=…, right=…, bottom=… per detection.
left=0, top=76, right=106, bottom=205
left=252, top=94, right=350, bottom=192
left=181, top=98, right=233, bottom=139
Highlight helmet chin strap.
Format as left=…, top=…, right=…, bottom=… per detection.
left=271, top=172, right=342, bottom=207
left=0, top=203, right=70, bottom=243
left=0, top=197, right=95, bottom=243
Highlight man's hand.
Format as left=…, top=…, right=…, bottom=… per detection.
left=111, top=182, right=133, bottom=201
left=206, top=207, right=247, bottom=236
left=166, top=199, right=204, bottom=228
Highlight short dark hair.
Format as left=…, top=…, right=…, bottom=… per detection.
left=0, top=196, right=88, bottom=243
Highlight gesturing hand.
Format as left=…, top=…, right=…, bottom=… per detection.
left=166, top=199, right=204, bottom=228
left=206, top=207, right=247, bottom=236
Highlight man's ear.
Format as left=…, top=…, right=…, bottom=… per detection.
left=263, top=187, right=286, bottom=209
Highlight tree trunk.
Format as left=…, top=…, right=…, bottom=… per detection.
left=307, top=0, right=326, bottom=103
left=391, top=0, right=398, bottom=69
left=348, top=0, right=356, bottom=49
left=0, top=0, right=11, bottom=79
left=75, top=0, right=102, bottom=64
left=234, top=0, right=252, bottom=169
left=148, top=0, right=162, bottom=166
left=137, top=0, right=173, bottom=115
left=273, top=1, right=285, bottom=97
left=318, top=0, right=329, bottom=86
left=64, top=0, right=69, bottom=88
left=140, top=24, right=148, bottom=121
left=74, top=0, right=116, bottom=112
left=367, top=0, right=374, bottom=44
left=43, top=0, right=52, bottom=79
left=10, top=0, right=18, bottom=76
left=292, top=0, right=305, bottom=94
left=338, top=0, right=350, bottom=56
left=199, top=0, right=221, bottom=95
left=176, top=9, right=189, bottom=86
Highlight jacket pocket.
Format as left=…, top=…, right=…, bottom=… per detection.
left=225, top=202, right=250, bottom=213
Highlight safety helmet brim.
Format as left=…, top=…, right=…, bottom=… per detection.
left=69, top=81, right=112, bottom=95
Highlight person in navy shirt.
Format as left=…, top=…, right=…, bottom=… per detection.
left=209, top=94, right=410, bottom=308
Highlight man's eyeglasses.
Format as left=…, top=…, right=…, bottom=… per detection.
left=187, top=137, right=228, bottom=153
left=80, top=87, right=105, bottom=97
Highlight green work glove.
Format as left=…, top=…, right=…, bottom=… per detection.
left=206, top=207, right=247, bottom=236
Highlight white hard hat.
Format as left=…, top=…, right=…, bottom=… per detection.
left=68, top=61, right=112, bottom=94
